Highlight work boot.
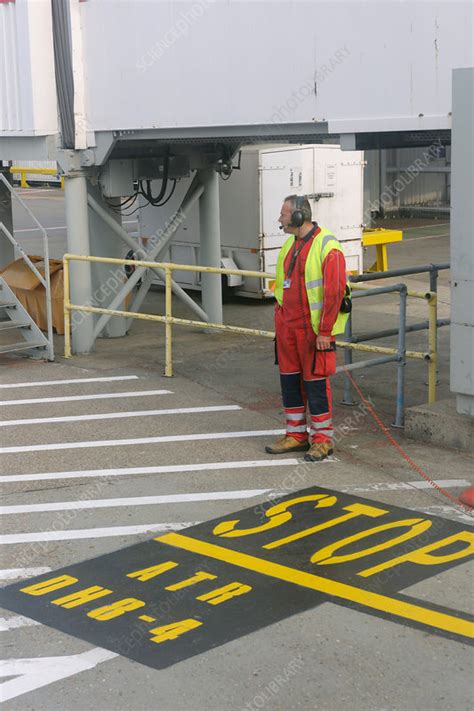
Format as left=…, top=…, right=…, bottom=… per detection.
left=265, top=436, right=309, bottom=454
left=304, top=441, right=334, bottom=462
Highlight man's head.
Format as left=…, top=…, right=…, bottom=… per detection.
left=278, top=195, right=313, bottom=235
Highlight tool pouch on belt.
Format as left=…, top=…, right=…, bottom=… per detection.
left=311, top=343, right=336, bottom=377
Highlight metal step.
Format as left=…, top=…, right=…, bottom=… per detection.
left=0, top=277, right=53, bottom=360
left=0, top=320, right=30, bottom=331
left=0, top=341, right=46, bottom=355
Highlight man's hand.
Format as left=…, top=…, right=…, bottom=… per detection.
left=316, top=334, right=332, bottom=351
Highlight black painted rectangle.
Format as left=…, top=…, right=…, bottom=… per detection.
left=1, top=486, right=472, bottom=669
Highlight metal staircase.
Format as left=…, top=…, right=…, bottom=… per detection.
left=0, top=172, right=55, bottom=361
left=0, top=278, right=52, bottom=359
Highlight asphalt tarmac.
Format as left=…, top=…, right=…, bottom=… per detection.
left=0, top=188, right=472, bottom=710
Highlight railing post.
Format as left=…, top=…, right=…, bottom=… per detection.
left=428, top=292, right=437, bottom=403
left=428, top=267, right=440, bottom=389
left=164, top=266, right=173, bottom=377
left=63, top=256, right=72, bottom=358
left=393, top=285, right=407, bottom=428
left=0, top=166, right=15, bottom=269
left=429, top=266, right=438, bottom=293
left=341, top=313, right=356, bottom=405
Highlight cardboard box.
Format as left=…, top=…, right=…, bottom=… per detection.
left=0, top=257, right=65, bottom=335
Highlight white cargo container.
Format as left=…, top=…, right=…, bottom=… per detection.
left=139, top=144, right=364, bottom=298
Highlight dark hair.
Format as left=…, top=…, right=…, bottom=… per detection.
left=284, top=194, right=312, bottom=222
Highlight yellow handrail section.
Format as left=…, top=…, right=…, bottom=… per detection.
left=63, top=254, right=437, bottom=402
left=10, top=166, right=64, bottom=189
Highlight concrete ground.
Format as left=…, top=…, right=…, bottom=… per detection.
left=0, top=189, right=472, bottom=709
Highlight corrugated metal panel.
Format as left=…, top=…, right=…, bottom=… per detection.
left=365, top=146, right=450, bottom=216
left=0, top=0, right=58, bottom=135
left=0, top=2, right=22, bottom=131
left=383, top=147, right=450, bottom=210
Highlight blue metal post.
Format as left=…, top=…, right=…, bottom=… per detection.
left=393, top=285, right=407, bottom=428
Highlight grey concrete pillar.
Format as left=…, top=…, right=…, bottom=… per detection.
left=0, top=166, right=15, bottom=269
left=87, top=183, right=127, bottom=338
left=199, top=168, right=223, bottom=324
left=65, top=171, right=95, bottom=353
left=450, top=68, right=474, bottom=417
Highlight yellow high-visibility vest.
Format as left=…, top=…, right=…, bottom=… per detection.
left=274, top=226, right=351, bottom=335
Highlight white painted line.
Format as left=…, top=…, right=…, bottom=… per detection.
left=0, top=488, right=272, bottom=515
left=403, top=223, right=449, bottom=230
left=0, top=405, right=242, bottom=428
left=0, top=615, right=40, bottom=631
left=0, top=429, right=285, bottom=454
left=404, top=232, right=450, bottom=242
left=0, top=521, right=196, bottom=545
left=0, top=389, right=173, bottom=407
left=341, top=479, right=471, bottom=493
left=15, top=188, right=59, bottom=195
left=0, top=648, right=118, bottom=703
left=406, top=479, right=470, bottom=490
left=15, top=225, right=64, bottom=231
left=0, top=458, right=299, bottom=483
left=0, top=375, right=139, bottom=390
left=0, top=567, right=52, bottom=581
left=417, top=505, right=474, bottom=523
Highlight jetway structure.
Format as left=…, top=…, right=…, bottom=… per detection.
left=0, top=0, right=473, bottom=416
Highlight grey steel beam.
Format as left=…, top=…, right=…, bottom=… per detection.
left=87, top=176, right=207, bottom=339
left=125, top=177, right=206, bottom=328
left=87, top=192, right=144, bottom=256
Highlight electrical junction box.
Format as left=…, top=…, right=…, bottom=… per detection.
left=99, top=159, right=135, bottom=198
left=136, top=157, right=191, bottom=181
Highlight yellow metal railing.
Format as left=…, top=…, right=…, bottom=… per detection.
left=362, top=228, right=403, bottom=272
left=10, top=166, right=64, bottom=189
left=62, top=254, right=437, bottom=402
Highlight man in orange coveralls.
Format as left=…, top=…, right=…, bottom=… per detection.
left=266, top=195, right=350, bottom=462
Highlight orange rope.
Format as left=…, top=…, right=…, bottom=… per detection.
left=343, top=367, right=473, bottom=516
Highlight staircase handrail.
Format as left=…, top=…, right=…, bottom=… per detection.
left=0, top=173, right=54, bottom=354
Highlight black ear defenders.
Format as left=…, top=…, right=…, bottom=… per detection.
left=290, top=195, right=306, bottom=228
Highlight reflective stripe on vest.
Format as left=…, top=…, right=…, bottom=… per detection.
left=274, top=226, right=350, bottom=336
